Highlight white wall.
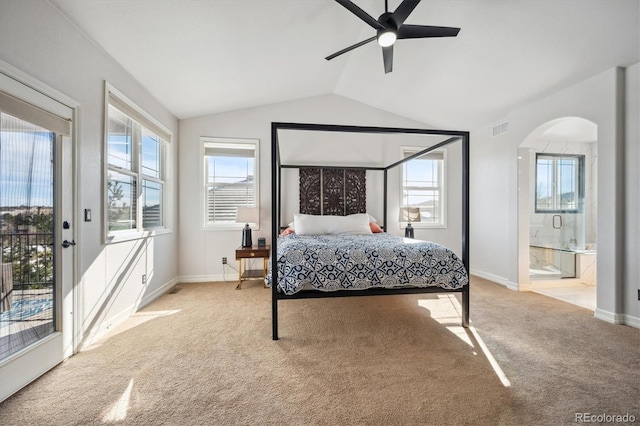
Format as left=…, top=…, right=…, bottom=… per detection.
left=469, top=123, right=512, bottom=286
left=178, top=94, right=466, bottom=280
left=0, top=1, right=180, bottom=348
left=624, top=63, right=639, bottom=323
left=470, top=64, right=639, bottom=326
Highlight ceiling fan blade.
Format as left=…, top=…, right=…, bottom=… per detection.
left=336, top=0, right=384, bottom=30
left=325, top=36, right=377, bottom=61
left=397, top=25, right=460, bottom=39
left=392, top=0, right=421, bottom=26
left=382, top=45, right=393, bottom=74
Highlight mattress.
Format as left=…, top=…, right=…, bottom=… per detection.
left=266, top=233, right=468, bottom=295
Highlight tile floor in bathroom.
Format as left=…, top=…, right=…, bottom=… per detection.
left=532, top=285, right=596, bottom=311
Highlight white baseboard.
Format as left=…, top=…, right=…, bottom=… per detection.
left=79, top=277, right=178, bottom=351
left=470, top=269, right=519, bottom=291
left=594, top=309, right=640, bottom=328
left=622, top=314, right=640, bottom=328
left=594, top=308, right=622, bottom=324
left=176, top=274, right=232, bottom=283
left=139, top=277, right=179, bottom=309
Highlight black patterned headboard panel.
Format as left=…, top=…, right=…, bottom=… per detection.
left=299, top=168, right=322, bottom=214
left=299, top=168, right=366, bottom=215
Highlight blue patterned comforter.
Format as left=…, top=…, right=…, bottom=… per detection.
left=266, top=233, right=468, bottom=295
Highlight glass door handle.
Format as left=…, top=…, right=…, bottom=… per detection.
left=61, top=240, right=76, bottom=248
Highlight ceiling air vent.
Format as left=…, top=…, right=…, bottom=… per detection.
left=492, top=121, right=509, bottom=137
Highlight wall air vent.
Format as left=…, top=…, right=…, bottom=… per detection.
left=492, top=121, right=509, bottom=137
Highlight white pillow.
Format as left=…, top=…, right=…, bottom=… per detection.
left=294, top=213, right=372, bottom=235
left=289, top=214, right=375, bottom=228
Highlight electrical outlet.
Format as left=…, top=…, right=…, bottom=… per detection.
left=142, top=274, right=147, bottom=285
left=222, top=257, right=227, bottom=265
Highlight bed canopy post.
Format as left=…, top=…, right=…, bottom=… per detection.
left=383, top=169, right=388, bottom=231
left=271, top=122, right=280, bottom=340
left=462, top=132, right=470, bottom=328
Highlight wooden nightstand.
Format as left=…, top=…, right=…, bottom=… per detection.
left=235, top=245, right=270, bottom=289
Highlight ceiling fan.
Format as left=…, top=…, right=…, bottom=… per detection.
left=326, top=0, right=460, bottom=74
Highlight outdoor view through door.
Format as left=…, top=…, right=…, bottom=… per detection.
left=0, top=72, right=74, bottom=403
left=0, top=112, right=55, bottom=360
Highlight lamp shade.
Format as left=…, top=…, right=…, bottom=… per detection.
left=236, top=207, right=258, bottom=226
left=400, top=207, right=421, bottom=223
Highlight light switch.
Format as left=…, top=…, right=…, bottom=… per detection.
left=84, top=209, right=92, bottom=222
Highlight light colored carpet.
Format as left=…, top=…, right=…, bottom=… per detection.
left=0, top=276, right=638, bottom=425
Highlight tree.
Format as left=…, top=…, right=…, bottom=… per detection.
left=107, top=179, right=130, bottom=230
left=32, top=207, right=53, bottom=234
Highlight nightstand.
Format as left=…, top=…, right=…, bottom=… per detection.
left=235, top=245, right=270, bottom=290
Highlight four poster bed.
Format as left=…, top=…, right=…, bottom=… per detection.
left=268, top=122, right=470, bottom=340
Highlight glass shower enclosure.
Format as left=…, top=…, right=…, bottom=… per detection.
left=529, top=153, right=585, bottom=280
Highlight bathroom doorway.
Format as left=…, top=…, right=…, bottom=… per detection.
left=519, top=117, right=597, bottom=310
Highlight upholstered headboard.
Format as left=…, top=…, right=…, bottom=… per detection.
left=299, top=168, right=366, bottom=216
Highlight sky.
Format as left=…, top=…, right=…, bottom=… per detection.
left=207, top=156, right=254, bottom=184
left=107, top=123, right=162, bottom=210
left=403, top=157, right=440, bottom=207
left=536, top=156, right=580, bottom=208
left=0, top=129, right=54, bottom=208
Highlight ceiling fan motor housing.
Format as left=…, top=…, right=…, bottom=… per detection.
left=377, top=12, right=398, bottom=47
left=327, top=0, right=460, bottom=73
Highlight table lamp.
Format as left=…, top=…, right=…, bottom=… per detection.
left=400, top=207, right=421, bottom=239
left=236, top=207, right=258, bottom=247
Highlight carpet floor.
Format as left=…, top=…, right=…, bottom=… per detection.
left=0, top=276, right=638, bottom=425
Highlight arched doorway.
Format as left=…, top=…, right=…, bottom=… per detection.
left=518, top=117, right=597, bottom=310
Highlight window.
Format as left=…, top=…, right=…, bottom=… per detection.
left=202, top=137, right=259, bottom=229
left=106, top=85, right=170, bottom=238
left=535, top=154, right=584, bottom=213
left=401, top=147, right=446, bottom=227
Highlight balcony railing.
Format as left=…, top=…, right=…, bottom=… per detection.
left=1, top=232, right=55, bottom=360
left=1, top=232, right=54, bottom=291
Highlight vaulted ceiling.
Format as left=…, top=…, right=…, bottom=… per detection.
left=51, top=0, right=639, bottom=130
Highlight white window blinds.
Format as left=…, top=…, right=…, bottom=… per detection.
left=107, top=90, right=170, bottom=142
left=0, top=90, right=70, bottom=136
left=203, top=138, right=259, bottom=227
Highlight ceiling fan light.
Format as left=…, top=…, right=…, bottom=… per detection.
left=377, top=28, right=396, bottom=47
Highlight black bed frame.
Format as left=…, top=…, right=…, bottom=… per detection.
left=270, top=122, right=470, bottom=340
